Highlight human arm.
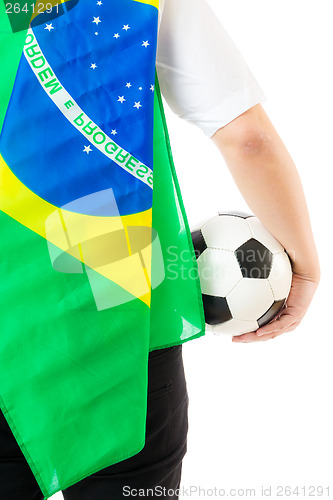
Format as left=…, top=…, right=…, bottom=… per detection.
left=156, top=0, right=320, bottom=341
left=211, top=103, right=320, bottom=342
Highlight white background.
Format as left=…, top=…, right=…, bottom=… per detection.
left=54, top=0, right=333, bottom=498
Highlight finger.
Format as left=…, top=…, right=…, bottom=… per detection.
left=233, top=323, right=299, bottom=343
left=256, top=314, right=296, bottom=337
left=233, top=333, right=272, bottom=343
left=232, top=316, right=291, bottom=341
left=232, top=332, right=257, bottom=342
left=232, top=330, right=269, bottom=342
left=257, top=324, right=298, bottom=341
left=256, top=320, right=299, bottom=338
left=233, top=330, right=281, bottom=342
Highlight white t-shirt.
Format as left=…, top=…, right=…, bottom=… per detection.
left=156, top=0, right=266, bottom=138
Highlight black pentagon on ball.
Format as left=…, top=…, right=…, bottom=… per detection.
left=218, top=210, right=254, bottom=219
left=257, top=299, right=286, bottom=327
left=191, top=230, right=207, bottom=260
left=202, top=294, right=232, bottom=325
left=235, top=238, right=273, bottom=279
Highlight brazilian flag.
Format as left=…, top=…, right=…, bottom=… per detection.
left=0, top=0, right=205, bottom=497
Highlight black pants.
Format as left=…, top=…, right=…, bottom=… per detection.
left=0, top=345, right=188, bottom=500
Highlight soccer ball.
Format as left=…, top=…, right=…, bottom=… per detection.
left=191, top=212, right=293, bottom=336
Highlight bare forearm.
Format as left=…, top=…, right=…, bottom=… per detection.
left=211, top=104, right=320, bottom=281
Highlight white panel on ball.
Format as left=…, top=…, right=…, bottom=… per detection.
left=246, top=217, right=284, bottom=254
left=212, top=318, right=259, bottom=336
left=202, top=216, right=252, bottom=251
left=227, top=279, right=274, bottom=321
left=197, top=248, right=243, bottom=297
left=268, top=252, right=293, bottom=301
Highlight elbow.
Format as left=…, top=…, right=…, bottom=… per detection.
left=236, top=128, right=274, bottom=157
left=212, top=105, right=279, bottom=161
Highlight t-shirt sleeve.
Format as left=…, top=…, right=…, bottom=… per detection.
left=156, top=0, right=267, bottom=138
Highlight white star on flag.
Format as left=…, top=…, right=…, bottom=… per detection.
left=97, top=1, right=102, bottom=5
left=139, top=87, right=142, bottom=90
left=95, top=32, right=99, bottom=35
left=90, top=63, right=97, bottom=69
left=123, top=24, right=130, bottom=31
left=44, top=23, right=54, bottom=31
left=126, top=82, right=132, bottom=88
left=114, top=33, right=120, bottom=39
left=134, top=101, right=142, bottom=109
left=92, top=17, right=101, bottom=25
left=142, top=40, right=149, bottom=47
left=118, top=96, right=126, bottom=103
left=83, top=145, right=92, bottom=154
left=111, top=130, right=117, bottom=135
left=150, top=85, right=154, bottom=91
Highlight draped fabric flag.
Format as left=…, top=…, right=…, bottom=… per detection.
left=0, top=0, right=205, bottom=497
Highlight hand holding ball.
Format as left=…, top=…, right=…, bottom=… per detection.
left=191, top=212, right=292, bottom=336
